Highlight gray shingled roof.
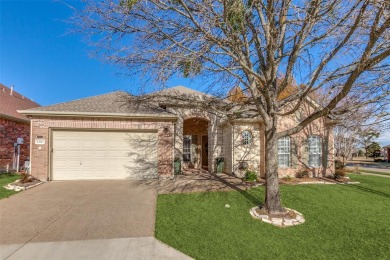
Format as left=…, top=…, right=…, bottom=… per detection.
left=21, top=91, right=173, bottom=116
left=153, top=85, right=214, bottom=97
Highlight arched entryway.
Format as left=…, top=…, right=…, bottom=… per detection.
left=183, top=118, right=209, bottom=170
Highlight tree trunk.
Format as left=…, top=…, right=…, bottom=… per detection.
left=264, top=128, right=285, bottom=214
left=322, top=127, right=330, bottom=177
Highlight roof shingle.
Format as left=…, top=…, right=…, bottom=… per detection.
left=21, top=91, right=173, bottom=117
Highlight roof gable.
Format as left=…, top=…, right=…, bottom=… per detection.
left=0, top=83, right=40, bottom=122
left=151, top=85, right=214, bottom=98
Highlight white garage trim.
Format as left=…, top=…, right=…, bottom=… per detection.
left=50, top=129, right=158, bottom=180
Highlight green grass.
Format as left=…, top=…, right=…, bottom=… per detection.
left=0, top=173, right=20, bottom=199
left=360, top=169, right=390, bottom=176
left=156, top=174, right=390, bottom=259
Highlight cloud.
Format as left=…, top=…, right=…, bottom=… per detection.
left=375, top=131, right=390, bottom=146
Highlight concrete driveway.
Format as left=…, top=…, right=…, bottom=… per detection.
left=0, top=180, right=191, bottom=260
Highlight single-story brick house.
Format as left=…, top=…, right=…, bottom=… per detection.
left=19, top=86, right=334, bottom=181
left=0, top=84, right=40, bottom=171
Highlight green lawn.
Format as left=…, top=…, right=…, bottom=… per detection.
left=0, top=173, right=20, bottom=199
left=360, top=169, right=390, bottom=176
left=156, top=174, right=390, bottom=259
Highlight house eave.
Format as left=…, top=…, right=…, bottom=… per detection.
left=17, top=110, right=178, bottom=121
left=0, top=114, right=30, bottom=123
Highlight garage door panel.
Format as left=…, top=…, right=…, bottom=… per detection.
left=69, top=140, right=80, bottom=147
left=52, top=131, right=158, bottom=180
left=69, top=150, right=81, bottom=157
left=95, top=141, right=106, bottom=148
left=81, top=140, right=94, bottom=147
left=68, top=160, right=82, bottom=167
left=54, top=160, right=68, bottom=168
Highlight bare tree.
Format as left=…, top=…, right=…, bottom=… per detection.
left=75, top=0, right=390, bottom=215
left=360, top=129, right=381, bottom=157
left=333, top=111, right=380, bottom=164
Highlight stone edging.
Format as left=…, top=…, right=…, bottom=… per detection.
left=292, top=181, right=360, bottom=185
left=3, top=180, right=44, bottom=192
left=296, top=181, right=335, bottom=185
left=249, top=206, right=305, bottom=227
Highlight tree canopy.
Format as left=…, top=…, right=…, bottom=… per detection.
left=75, top=0, right=390, bottom=214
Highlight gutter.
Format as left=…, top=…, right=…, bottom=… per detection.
left=0, top=114, right=30, bottom=123
left=17, top=110, right=178, bottom=120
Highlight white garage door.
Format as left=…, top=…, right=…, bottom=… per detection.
left=52, top=130, right=158, bottom=180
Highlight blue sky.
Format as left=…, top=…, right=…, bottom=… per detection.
left=0, top=0, right=197, bottom=106
left=1, top=0, right=388, bottom=145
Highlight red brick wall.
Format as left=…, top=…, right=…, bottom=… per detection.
left=0, top=118, right=30, bottom=171
left=30, top=116, right=175, bottom=181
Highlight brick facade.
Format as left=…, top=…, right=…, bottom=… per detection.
left=167, top=105, right=334, bottom=178
left=0, top=118, right=31, bottom=171
left=27, top=94, right=334, bottom=181
left=30, top=116, right=175, bottom=181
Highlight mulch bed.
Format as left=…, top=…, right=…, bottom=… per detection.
left=12, top=179, right=42, bottom=188
left=4, top=175, right=43, bottom=191
left=279, top=177, right=323, bottom=184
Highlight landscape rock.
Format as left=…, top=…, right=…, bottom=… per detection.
left=249, top=206, right=305, bottom=228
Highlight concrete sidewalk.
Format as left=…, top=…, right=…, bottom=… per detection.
left=1, top=237, right=192, bottom=260
left=358, top=167, right=390, bottom=174
left=357, top=169, right=390, bottom=178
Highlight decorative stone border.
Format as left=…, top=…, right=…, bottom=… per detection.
left=339, top=181, right=360, bottom=185
left=295, top=180, right=360, bottom=185
left=297, top=181, right=334, bottom=184
left=249, top=206, right=305, bottom=227
left=3, top=180, right=43, bottom=192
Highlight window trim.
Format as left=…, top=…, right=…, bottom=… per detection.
left=278, top=136, right=291, bottom=168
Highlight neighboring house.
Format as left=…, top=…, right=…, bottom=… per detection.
left=382, top=145, right=390, bottom=162
left=19, top=86, right=335, bottom=181
left=351, top=148, right=365, bottom=158
left=0, top=84, right=40, bottom=171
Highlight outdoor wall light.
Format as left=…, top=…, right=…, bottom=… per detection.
left=238, top=161, right=249, bottom=170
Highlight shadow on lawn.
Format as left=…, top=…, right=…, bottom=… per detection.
left=203, top=173, right=263, bottom=206
left=345, top=184, right=390, bottom=199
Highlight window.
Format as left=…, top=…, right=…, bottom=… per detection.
left=241, top=130, right=252, bottom=145
left=278, top=136, right=290, bottom=167
left=308, top=136, right=322, bottom=167
left=183, top=135, right=191, bottom=162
